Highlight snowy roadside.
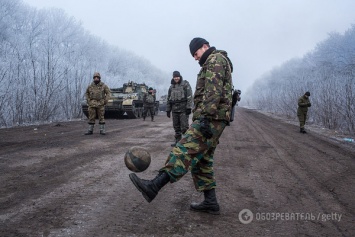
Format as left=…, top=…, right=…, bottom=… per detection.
left=240, top=106, right=355, bottom=151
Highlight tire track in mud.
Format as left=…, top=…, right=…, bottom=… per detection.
left=0, top=116, right=175, bottom=237
left=233, top=108, right=354, bottom=236
left=1, top=110, right=354, bottom=236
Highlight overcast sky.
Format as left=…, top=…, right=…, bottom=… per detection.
left=23, top=0, right=355, bottom=92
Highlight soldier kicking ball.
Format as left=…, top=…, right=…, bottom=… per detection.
left=129, top=37, right=236, bottom=215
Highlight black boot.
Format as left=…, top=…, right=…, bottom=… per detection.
left=151, top=117, right=154, bottom=122
left=129, top=172, right=170, bottom=203
left=190, top=189, right=220, bottom=215
left=300, top=128, right=307, bottom=134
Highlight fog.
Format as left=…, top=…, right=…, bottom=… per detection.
left=22, top=0, right=355, bottom=92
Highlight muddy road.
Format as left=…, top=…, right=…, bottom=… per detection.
left=0, top=107, right=354, bottom=237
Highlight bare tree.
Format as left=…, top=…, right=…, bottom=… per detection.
left=0, top=1, right=170, bottom=127
left=246, top=25, right=355, bottom=134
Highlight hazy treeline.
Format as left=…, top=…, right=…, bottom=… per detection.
left=244, top=25, right=355, bottom=134
left=0, top=0, right=169, bottom=127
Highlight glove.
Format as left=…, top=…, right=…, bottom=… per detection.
left=307, top=102, right=311, bottom=107
left=199, top=118, right=213, bottom=139
left=186, top=108, right=191, bottom=115
left=167, top=111, right=171, bottom=118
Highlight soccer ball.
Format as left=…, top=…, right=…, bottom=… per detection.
left=124, top=146, right=151, bottom=172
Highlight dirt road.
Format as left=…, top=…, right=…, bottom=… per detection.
left=1, top=107, right=354, bottom=237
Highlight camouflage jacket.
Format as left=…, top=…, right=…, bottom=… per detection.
left=166, top=78, right=193, bottom=113
left=85, top=81, right=110, bottom=107
left=192, top=48, right=233, bottom=123
left=143, top=93, right=156, bottom=107
left=297, top=95, right=311, bottom=113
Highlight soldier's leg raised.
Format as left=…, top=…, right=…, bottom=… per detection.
left=129, top=120, right=204, bottom=202
left=129, top=120, right=225, bottom=204
left=129, top=171, right=170, bottom=203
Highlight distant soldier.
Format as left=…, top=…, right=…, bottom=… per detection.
left=230, top=89, right=241, bottom=122
left=84, top=72, right=111, bottom=135
left=297, top=91, right=311, bottom=133
left=143, top=87, right=156, bottom=122
left=166, top=71, right=193, bottom=146
left=233, top=89, right=241, bottom=105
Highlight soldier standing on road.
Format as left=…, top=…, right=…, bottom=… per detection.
left=143, top=87, right=156, bottom=122
left=166, top=71, right=193, bottom=147
left=129, top=37, right=233, bottom=215
left=84, top=72, right=111, bottom=135
left=297, top=91, right=311, bottom=133
left=233, top=89, right=241, bottom=105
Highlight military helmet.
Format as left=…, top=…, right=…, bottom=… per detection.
left=93, top=72, right=101, bottom=79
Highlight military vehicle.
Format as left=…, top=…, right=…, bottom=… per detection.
left=158, top=95, right=168, bottom=112
left=82, top=81, right=159, bottom=119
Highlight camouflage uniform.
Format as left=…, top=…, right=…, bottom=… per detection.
left=166, top=76, right=193, bottom=143
left=85, top=77, right=110, bottom=125
left=160, top=48, right=233, bottom=191
left=297, top=93, right=311, bottom=131
left=143, top=91, right=156, bottom=121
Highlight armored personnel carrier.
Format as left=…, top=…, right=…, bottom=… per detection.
left=82, top=81, right=159, bottom=119
left=158, top=95, right=168, bottom=112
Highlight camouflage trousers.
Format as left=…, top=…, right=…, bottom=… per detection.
left=88, top=106, right=105, bottom=124
left=297, top=111, right=307, bottom=128
left=143, top=106, right=155, bottom=118
left=160, top=119, right=227, bottom=191
left=172, top=112, right=189, bottom=139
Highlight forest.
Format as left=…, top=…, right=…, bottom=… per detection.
left=0, top=0, right=170, bottom=127
left=1, top=0, right=354, bottom=135
left=244, top=25, right=355, bottom=135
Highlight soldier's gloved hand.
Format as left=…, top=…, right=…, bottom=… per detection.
left=199, top=118, right=213, bottom=139
left=307, top=102, right=311, bottom=107
left=186, top=108, right=191, bottom=115
left=167, top=111, right=171, bottom=118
